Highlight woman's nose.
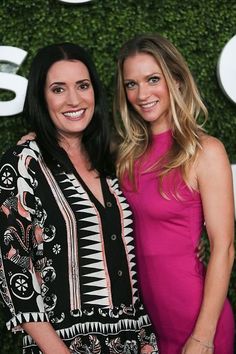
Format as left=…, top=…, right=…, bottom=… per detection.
left=67, top=89, right=80, bottom=105
left=137, top=84, right=149, bottom=100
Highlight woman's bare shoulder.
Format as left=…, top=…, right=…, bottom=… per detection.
left=196, top=133, right=231, bottom=175
left=199, top=133, right=228, bottom=159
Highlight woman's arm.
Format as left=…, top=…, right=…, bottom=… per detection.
left=0, top=145, right=71, bottom=354
left=22, top=322, right=70, bottom=354
left=182, top=136, right=235, bottom=354
left=17, top=132, right=36, bottom=144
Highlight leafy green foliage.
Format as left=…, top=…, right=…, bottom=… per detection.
left=0, top=0, right=235, bottom=352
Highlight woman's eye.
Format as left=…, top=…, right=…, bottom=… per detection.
left=149, top=76, right=160, bottom=84
left=79, top=82, right=90, bottom=90
left=125, top=81, right=136, bottom=90
left=52, top=87, right=64, bottom=94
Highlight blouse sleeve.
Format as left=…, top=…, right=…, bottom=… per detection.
left=0, top=143, right=49, bottom=332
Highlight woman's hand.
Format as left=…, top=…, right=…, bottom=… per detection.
left=182, top=335, right=214, bottom=354
left=196, top=238, right=207, bottom=263
left=22, top=322, right=71, bottom=354
left=17, top=132, right=36, bottom=144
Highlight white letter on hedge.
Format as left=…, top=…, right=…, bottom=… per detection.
left=0, top=46, right=28, bottom=116
left=58, top=0, right=92, bottom=3
left=217, top=35, right=236, bottom=104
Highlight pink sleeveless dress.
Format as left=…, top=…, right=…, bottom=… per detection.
left=122, top=130, right=235, bottom=354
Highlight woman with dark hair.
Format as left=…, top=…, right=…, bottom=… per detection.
left=0, top=43, right=158, bottom=354
left=24, top=42, right=112, bottom=174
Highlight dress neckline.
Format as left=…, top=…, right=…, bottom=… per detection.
left=152, top=129, right=172, bottom=139
left=151, top=129, right=173, bottom=146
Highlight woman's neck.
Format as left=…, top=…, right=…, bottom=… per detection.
left=59, top=134, right=83, bottom=155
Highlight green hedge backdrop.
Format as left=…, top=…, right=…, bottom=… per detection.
left=0, top=0, right=235, bottom=352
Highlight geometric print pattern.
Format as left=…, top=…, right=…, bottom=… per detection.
left=0, top=141, right=159, bottom=353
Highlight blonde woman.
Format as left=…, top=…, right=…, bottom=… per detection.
left=114, top=33, right=235, bottom=354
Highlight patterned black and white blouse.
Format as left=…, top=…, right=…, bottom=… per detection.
left=0, top=141, right=158, bottom=354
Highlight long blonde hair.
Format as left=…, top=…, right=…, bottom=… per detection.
left=113, top=33, right=208, bottom=187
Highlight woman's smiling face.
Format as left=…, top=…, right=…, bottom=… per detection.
left=44, top=59, right=95, bottom=140
left=123, top=52, right=172, bottom=134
